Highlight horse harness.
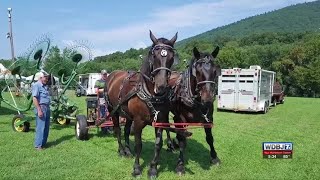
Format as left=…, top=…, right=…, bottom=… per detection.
left=105, top=71, right=173, bottom=123
left=176, top=57, right=217, bottom=123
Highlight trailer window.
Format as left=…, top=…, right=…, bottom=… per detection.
left=222, top=75, right=236, bottom=77
left=240, top=75, right=254, bottom=77
left=222, top=80, right=236, bottom=83
left=239, top=80, right=245, bottom=83
left=247, top=80, right=253, bottom=83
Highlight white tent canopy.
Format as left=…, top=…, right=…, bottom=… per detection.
left=0, top=63, right=7, bottom=73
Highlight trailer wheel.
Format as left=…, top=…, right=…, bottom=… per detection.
left=263, top=102, right=269, bottom=114
left=75, top=115, right=88, bottom=140
left=56, top=117, right=71, bottom=125
left=12, top=114, right=30, bottom=132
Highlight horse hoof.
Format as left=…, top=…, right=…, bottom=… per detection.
left=176, top=165, right=185, bottom=176
left=124, top=148, right=133, bottom=158
left=118, top=149, right=126, bottom=157
left=148, top=168, right=157, bottom=179
left=125, top=152, right=133, bottom=158
left=132, top=168, right=142, bottom=177
left=211, top=157, right=221, bottom=166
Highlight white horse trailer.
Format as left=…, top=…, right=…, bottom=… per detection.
left=78, top=73, right=101, bottom=96
left=217, top=65, right=275, bottom=113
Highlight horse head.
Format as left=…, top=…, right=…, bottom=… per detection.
left=190, top=46, right=221, bottom=106
left=142, top=30, right=178, bottom=95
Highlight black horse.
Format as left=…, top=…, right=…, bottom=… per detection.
left=167, top=46, right=221, bottom=175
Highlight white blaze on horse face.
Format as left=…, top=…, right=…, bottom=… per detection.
left=161, top=49, right=167, bottom=57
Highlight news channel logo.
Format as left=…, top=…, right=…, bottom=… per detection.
left=262, top=142, right=293, bottom=159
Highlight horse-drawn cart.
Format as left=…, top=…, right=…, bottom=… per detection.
left=75, top=97, right=124, bottom=140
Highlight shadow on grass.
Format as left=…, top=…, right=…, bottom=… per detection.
left=50, top=121, right=76, bottom=131
left=112, top=133, right=215, bottom=176
left=46, top=134, right=75, bottom=148
left=156, top=138, right=215, bottom=175
left=0, top=106, right=18, bottom=115
left=217, top=108, right=277, bottom=115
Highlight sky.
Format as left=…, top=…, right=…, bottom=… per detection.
left=0, top=0, right=316, bottom=59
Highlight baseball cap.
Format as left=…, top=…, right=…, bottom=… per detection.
left=39, top=70, right=49, bottom=77
left=101, top=69, right=107, bottom=74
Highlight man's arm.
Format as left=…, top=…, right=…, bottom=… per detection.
left=33, top=97, right=41, bottom=112
left=32, top=84, right=43, bottom=118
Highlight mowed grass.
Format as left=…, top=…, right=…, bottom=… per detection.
left=0, top=91, right=319, bottom=180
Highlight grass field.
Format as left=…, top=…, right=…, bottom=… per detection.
left=0, top=91, right=319, bottom=180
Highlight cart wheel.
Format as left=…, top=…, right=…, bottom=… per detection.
left=12, top=114, right=30, bottom=132
left=56, top=117, right=71, bottom=125
left=75, top=115, right=88, bottom=140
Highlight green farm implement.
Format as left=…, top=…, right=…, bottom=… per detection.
left=1, top=37, right=92, bottom=132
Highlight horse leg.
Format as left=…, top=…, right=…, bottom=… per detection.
left=205, top=127, right=220, bottom=165
left=124, top=119, right=133, bottom=157
left=132, top=120, right=144, bottom=177
left=148, top=127, right=164, bottom=178
left=175, top=133, right=186, bottom=175
left=165, top=129, right=175, bottom=152
left=113, top=114, right=125, bottom=156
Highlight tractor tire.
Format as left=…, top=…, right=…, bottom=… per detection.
left=56, top=117, right=71, bottom=125
left=75, top=115, right=88, bottom=141
left=12, top=114, right=30, bottom=132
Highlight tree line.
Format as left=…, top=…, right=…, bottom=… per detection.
left=1, top=31, right=320, bottom=97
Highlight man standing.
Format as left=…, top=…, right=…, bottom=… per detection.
left=95, top=69, right=112, bottom=134
left=32, top=71, right=51, bottom=150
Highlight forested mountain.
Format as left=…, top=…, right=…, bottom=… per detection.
left=177, top=0, right=320, bottom=47
left=1, top=1, right=320, bottom=97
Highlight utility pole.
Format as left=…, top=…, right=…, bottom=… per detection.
left=7, top=8, right=15, bottom=61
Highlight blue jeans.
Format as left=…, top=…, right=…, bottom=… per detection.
left=100, top=105, right=106, bottom=118
left=34, top=105, right=51, bottom=148
left=100, top=105, right=112, bottom=132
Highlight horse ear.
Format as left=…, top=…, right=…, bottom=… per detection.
left=149, top=30, right=158, bottom=44
left=211, top=46, right=220, bottom=58
left=169, top=32, right=178, bottom=45
left=193, top=47, right=200, bottom=59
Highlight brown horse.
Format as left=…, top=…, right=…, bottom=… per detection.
left=106, top=30, right=178, bottom=178
left=167, top=46, right=222, bottom=175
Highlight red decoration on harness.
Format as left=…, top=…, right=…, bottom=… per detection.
left=152, top=122, right=213, bottom=129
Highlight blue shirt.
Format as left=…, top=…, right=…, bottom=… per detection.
left=32, top=81, right=51, bottom=105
